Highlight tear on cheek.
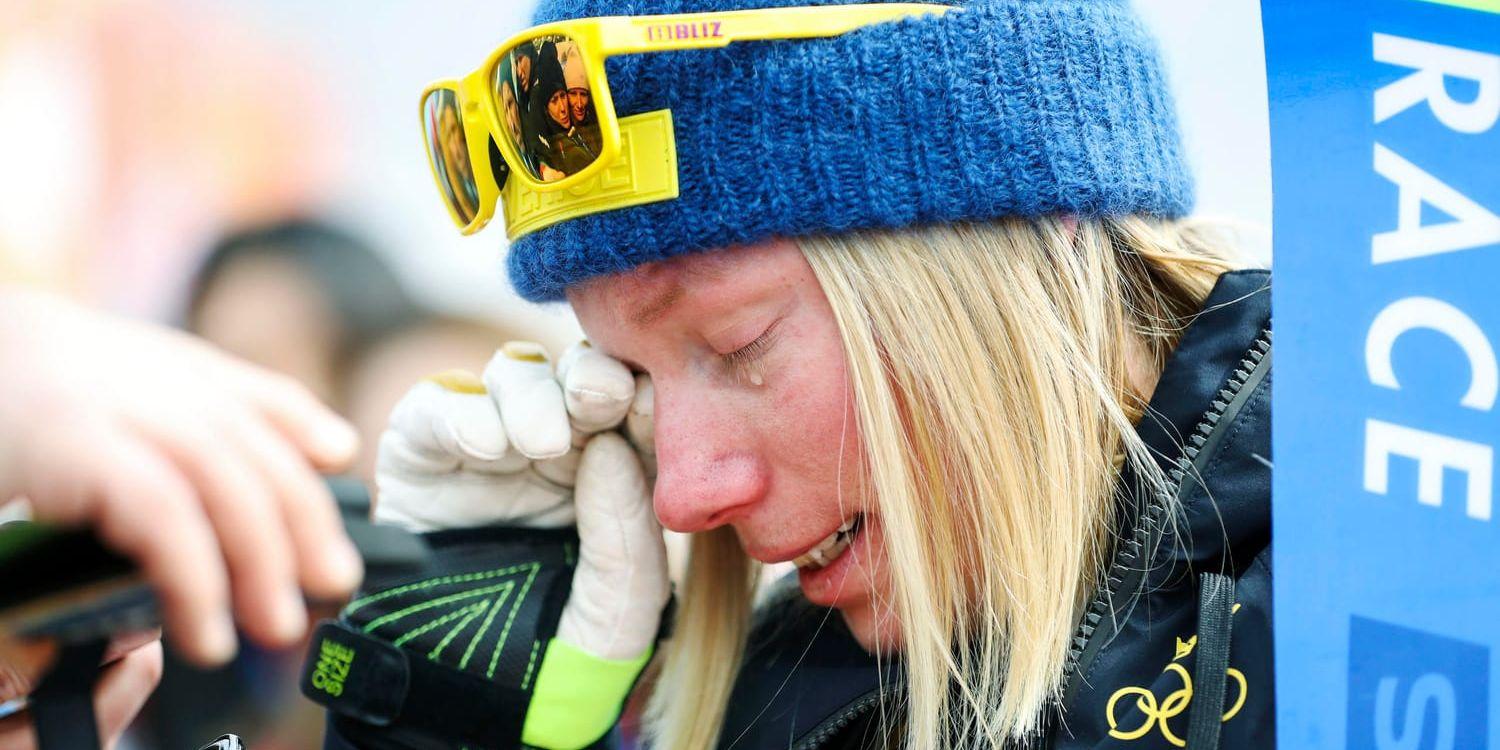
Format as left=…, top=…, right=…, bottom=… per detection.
left=732, top=360, right=768, bottom=388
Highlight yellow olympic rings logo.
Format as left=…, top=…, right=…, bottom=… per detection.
left=1105, top=661, right=1248, bottom=747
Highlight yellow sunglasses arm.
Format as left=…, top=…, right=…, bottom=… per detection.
left=593, top=3, right=951, bottom=55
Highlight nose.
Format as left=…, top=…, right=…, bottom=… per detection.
left=650, top=384, right=768, bottom=533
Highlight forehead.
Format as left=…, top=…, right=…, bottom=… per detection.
left=569, top=246, right=743, bottom=326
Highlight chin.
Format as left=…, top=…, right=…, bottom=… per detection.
left=839, top=601, right=904, bottom=654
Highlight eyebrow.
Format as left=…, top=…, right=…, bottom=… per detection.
left=628, top=282, right=685, bottom=327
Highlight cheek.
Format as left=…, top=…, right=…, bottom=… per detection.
left=757, top=317, right=866, bottom=511
left=778, top=360, right=854, bottom=461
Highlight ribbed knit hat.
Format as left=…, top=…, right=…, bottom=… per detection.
left=509, top=0, right=1193, bottom=301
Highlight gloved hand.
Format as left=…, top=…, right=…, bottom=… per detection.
left=302, top=341, right=668, bottom=750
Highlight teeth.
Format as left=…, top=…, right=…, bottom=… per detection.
left=793, top=516, right=862, bottom=570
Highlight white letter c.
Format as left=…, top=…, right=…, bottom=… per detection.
left=1367, top=296, right=1497, bottom=411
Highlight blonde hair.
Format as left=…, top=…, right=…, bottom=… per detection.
left=645, top=215, right=1238, bottom=749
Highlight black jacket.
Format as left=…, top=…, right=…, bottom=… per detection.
left=718, top=269, right=1274, bottom=750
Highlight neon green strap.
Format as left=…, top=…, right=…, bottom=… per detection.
left=521, top=639, right=653, bottom=750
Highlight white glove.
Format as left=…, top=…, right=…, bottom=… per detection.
left=374, top=341, right=668, bottom=662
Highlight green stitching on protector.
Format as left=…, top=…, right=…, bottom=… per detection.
left=430, top=605, right=487, bottom=661
left=488, top=564, right=541, bottom=679
left=392, top=601, right=488, bottom=648
left=459, top=584, right=515, bottom=671
left=520, top=639, right=543, bottom=691
left=344, top=562, right=538, bottom=616
left=563, top=542, right=576, bottom=567
left=361, top=583, right=512, bottom=633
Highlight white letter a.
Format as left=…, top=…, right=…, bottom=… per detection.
left=1372, top=143, right=1500, bottom=264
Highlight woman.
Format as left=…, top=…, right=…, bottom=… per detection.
left=575, top=223, right=1268, bottom=750
left=433, top=96, right=483, bottom=219
left=316, top=1, right=1273, bottom=748
left=528, top=41, right=597, bottom=179
left=559, top=41, right=604, bottom=159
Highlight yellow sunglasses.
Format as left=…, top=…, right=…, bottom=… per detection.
left=420, top=3, right=952, bottom=238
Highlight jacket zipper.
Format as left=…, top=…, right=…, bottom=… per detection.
left=792, top=691, right=885, bottom=750
left=1055, top=328, right=1273, bottom=719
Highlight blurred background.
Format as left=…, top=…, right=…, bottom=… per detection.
left=0, top=0, right=1271, bottom=746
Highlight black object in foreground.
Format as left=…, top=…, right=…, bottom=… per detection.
left=0, top=477, right=426, bottom=750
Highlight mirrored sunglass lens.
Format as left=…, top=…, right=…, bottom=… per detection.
left=422, top=88, right=481, bottom=225
left=492, top=33, right=603, bottom=183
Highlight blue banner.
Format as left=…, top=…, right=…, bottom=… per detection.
left=1264, top=0, right=1500, bottom=747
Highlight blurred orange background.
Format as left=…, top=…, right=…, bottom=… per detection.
left=0, top=0, right=582, bottom=336
left=1, top=3, right=580, bottom=745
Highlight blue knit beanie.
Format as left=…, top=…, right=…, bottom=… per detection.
left=509, top=0, right=1193, bottom=301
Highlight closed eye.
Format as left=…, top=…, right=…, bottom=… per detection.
left=722, top=318, right=781, bottom=370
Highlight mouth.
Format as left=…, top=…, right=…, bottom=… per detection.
left=791, top=513, right=864, bottom=571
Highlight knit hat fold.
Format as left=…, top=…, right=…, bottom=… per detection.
left=510, top=0, right=1194, bottom=301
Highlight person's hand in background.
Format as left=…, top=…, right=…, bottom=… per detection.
left=0, top=287, right=365, bottom=667
left=0, top=637, right=163, bottom=750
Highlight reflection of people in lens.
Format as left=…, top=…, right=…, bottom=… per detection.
left=436, top=103, right=479, bottom=219
left=546, top=88, right=572, bottom=132
left=567, top=87, right=590, bottom=125
left=529, top=41, right=596, bottom=180
left=524, top=41, right=566, bottom=181
left=499, top=79, right=541, bottom=177
left=499, top=81, right=526, bottom=156
left=515, top=47, right=535, bottom=99
left=560, top=42, right=603, bottom=158
left=494, top=56, right=538, bottom=179
left=510, top=46, right=538, bottom=134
